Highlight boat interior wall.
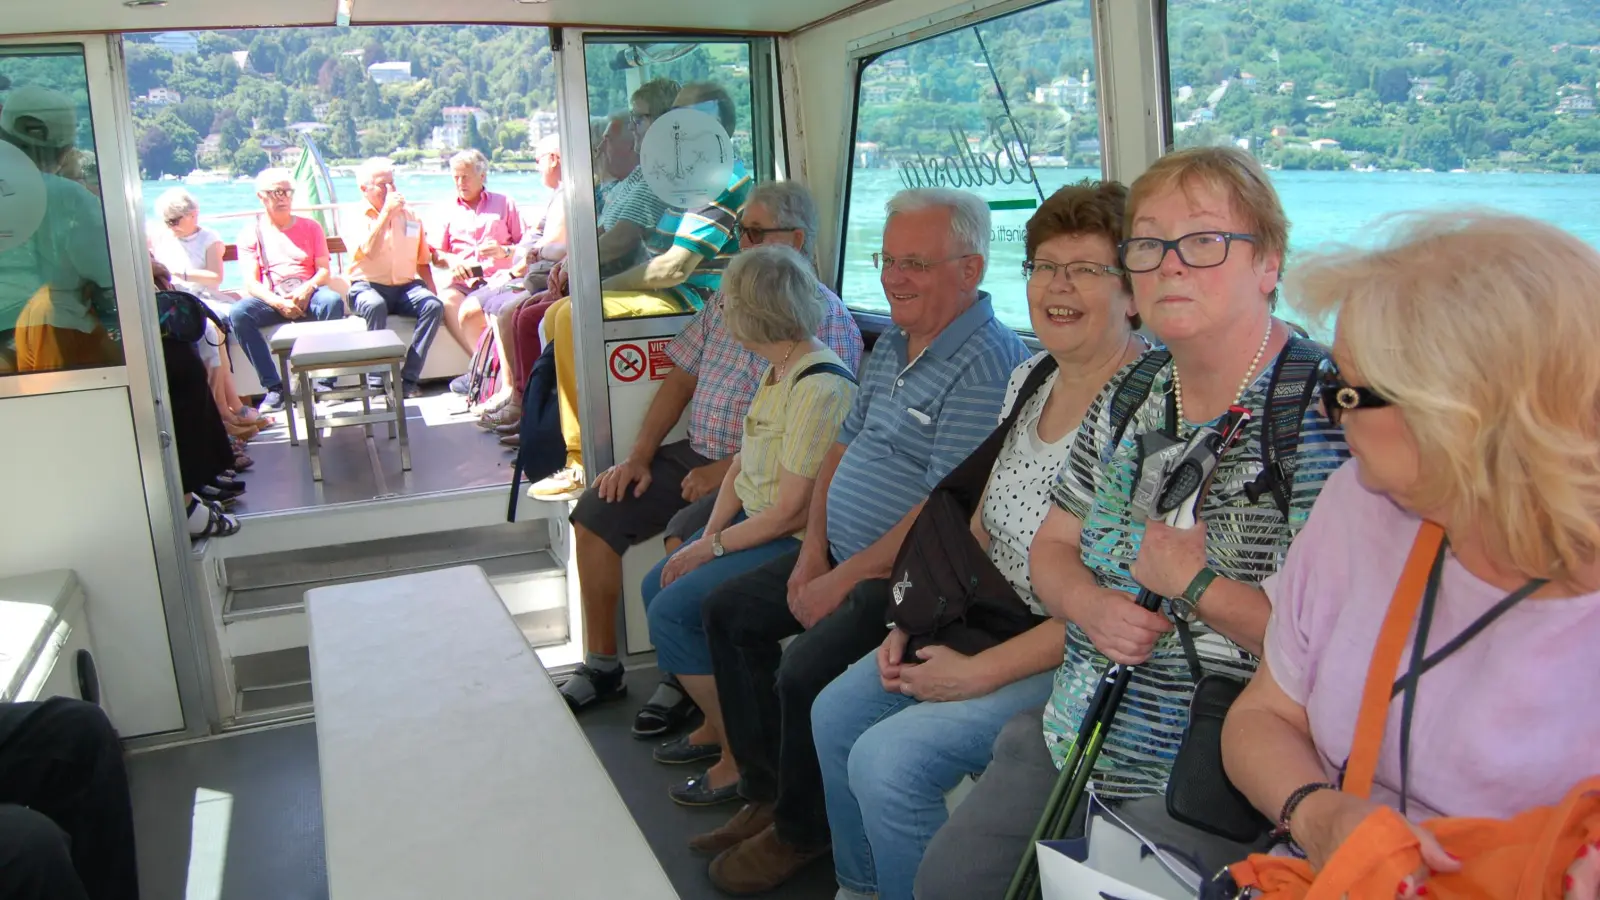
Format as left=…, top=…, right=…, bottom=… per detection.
left=0, top=390, right=184, bottom=737
left=3, top=0, right=875, bottom=38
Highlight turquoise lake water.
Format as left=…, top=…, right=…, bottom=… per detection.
left=145, top=166, right=1600, bottom=333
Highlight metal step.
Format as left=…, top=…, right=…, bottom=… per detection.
left=232, top=647, right=314, bottom=723
left=223, top=548, right=565, bottom=623
left=221, top=520, right=553, bottom=593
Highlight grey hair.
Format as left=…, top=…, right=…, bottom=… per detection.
left=356, top=156, right=395, bottom=187
left=722, top=244, right=824, bottom=346
left=449, top=148, right=489, bottom=179
left=155, top=187, right=198, bottom=227
left=747, top=181, right=819, bottom=263
left=885, top=187, right=991, bottom=279
left=254, top=167, right=293, bottom=192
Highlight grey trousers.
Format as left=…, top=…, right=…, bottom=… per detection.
left=914, top=706, right=1062, bottom=900
left=914, top=706, right=1261, bottom=899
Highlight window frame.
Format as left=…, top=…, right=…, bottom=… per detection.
left=829, top=0, right=1115, bottom=337
left=0, top=38, right=136, bottom=399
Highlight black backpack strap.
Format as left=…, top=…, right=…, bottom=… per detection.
left=1247, top=336, right=1328, bottom=520
left=1106, top=349, right=1170, bottom=457
left=934, top=354, right=1059, bottom=510
left=794, top=361, right=859, bottom=385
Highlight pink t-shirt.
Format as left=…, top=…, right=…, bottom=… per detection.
left=1263, top=459, right=1600, bottom=822
left=434, top=190, right=524, bottom=279
left=238, top=216, right=329, bottom=289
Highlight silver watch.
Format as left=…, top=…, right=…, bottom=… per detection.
left=711, top=533, right=726, bottom=558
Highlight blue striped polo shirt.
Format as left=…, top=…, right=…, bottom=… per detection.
left=825, top=292, right=1029, bottom=561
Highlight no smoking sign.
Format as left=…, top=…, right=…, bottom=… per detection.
left=608, top=343, right=646, bottom=383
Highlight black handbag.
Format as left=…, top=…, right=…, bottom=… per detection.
left=156, top=289, right=226, bottom=345
left=887, top=356, right=1056, bottom=658
left=1166, top=668, right=1272, bottom=842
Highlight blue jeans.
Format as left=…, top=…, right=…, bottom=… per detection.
left=228, top=287, right=345, bottom=392
left=350, top=280, right=444, bottom=386
left=813, top=651, right=1055, bottom=899
left=641, top=516, right=801, bottom=676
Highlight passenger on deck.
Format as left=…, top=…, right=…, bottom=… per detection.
left=558, top=181, right=862, bottom=722
left=486, top=103, right=672, bottom=440
left=149, top=187, right=269, bottom=437
left=915, top=147, right=1349, bottom=899
left=1222, top=213, right=1600, bottom=894
left=0, top=698, right=140, bottom=900
left=532, top=81, right=754, bottom=500
left=346, top=157, right=444, bottom=400
left=433, top=148, right=524, bottom=360
left=472, top=134, right=569, bottom=430
left=640, top=244, right=859, bottom=799
left=811, top=181, right=1152, bottom=900
left=228, top=168, right=346, bottom=413
left=688, top=188, right=1028, bottom=895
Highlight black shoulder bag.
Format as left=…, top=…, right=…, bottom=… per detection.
left=885, top=357, right=1058, bottom=658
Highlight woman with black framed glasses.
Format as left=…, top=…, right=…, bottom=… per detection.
left=916, top=146, right=1352, bottom=900
left=1220, top=212, right=1600, bottom=899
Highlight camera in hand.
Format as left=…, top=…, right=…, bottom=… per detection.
left=467, top=264, right=486, bottom=290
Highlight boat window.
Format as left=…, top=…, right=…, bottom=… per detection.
left=1163, top=0, right=1600, bottom=276
left=0, top=45, right=124, bottom=377
left=838, top=0, right=1103, bottom=332
left=581, top=37, right=770, bottom=322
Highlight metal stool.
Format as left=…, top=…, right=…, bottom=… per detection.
left=267, top=317, right=366, bottom=445
left=288, top=329, right=411, bottom=482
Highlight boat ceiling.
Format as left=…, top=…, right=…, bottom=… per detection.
left=2, top=0, right=877, bottom=38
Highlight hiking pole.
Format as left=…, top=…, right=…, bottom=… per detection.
left=1004, top=407, right=1253, bottom=900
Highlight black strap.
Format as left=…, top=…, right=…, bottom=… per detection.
left=1106, top=349, right=1169, bottom=455
left=1248, top=336, right=1327, bottom=520
left=794, top=361, right=859, bottom=385
left=932, top=354, right=1059, bottom=511
left=1390, top=539, right=1544, bottom=814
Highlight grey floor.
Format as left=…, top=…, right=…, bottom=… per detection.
left=232, top=386, right=518, bottom=515
left=127, top=675, right=838, bottom=900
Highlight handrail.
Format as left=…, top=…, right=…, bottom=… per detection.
left=200, top=200, right=439, bottom=223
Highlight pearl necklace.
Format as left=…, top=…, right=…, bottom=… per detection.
left=1173, top=318, right=1274, bottom=427
left=772, top=341, right=800, bottom=380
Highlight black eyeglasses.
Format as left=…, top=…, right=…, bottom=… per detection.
left=739, top=224, right=802, bottom=245
left=1022, top=259, right=1124, bottom=286
left=1119, top=231, right=1255, bottom=273
left=260, top=188, right=292, bottom=200
left=1317, top=356, right=1390, bottom=425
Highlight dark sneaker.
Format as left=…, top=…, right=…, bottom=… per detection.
left=259, top=390, right=285, bottom=413
left=559, top=663, right=626, bottom=712
left=314, top=377, right=337, bottom=393
left=652, top=733, right=721, bottom=765
left=669, top=770, right=742, bottom=807
left=709, top=824, right=829, bottom=894
left=449, top=373, right=472, bottom=395
left=402, top=382, right=423, bottom=399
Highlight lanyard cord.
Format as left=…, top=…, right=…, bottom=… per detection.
left=1391, top=538, right=1545, bottom=815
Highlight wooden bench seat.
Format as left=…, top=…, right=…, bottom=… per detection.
left=306, top=566, right=678, bottom=900
left=221, top=235, right=348, bottom=262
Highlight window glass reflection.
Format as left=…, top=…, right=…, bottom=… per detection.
left=0, top=47, right=123, bottom=376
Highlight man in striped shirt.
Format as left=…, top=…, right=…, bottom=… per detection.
left=689, top=189, right=1029, bottom=894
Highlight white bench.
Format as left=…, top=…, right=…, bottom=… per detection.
left=307, top=566, right=678, bottom=900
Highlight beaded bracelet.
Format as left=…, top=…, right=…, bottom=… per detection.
left=1274, top=781, right=1338, bottom=840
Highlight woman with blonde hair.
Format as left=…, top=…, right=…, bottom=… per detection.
left=1221, top=211, right=1600, bottom=898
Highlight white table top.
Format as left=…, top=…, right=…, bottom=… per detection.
left=307, top=565, right=678, bottom=900
left=0, top=570, right=82, bottom=703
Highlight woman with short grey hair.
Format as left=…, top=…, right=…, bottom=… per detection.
left=637, top=243, right=861, bottom=806
left=148, top=187, right=269, bottom=436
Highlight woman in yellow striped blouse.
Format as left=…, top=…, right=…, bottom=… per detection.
left=643, top=243, right=860, bottom=805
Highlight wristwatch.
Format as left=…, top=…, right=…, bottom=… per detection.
left=711, top=532, right=726, bottom=558
left=1171, top=566, right=1219, bottom=623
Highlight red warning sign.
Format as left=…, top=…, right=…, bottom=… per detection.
left=608, top=343, right=646, bottom=383
left=648, top=339, right=674, bottom=381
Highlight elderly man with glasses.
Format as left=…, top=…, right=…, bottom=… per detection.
left=228, top=167, right=346, bottom=412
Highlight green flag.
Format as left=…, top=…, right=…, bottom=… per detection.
left=291, top=135, right=334, bottom=235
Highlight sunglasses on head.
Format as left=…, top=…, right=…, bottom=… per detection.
left=1317, top=356, right=1390, bottom=425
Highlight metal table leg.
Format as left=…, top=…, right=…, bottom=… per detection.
left=392, top=361, right=411, bottom=472
left=300, top=368, right=322, bottom=482
left=279, top=350, right=298, bottom=446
